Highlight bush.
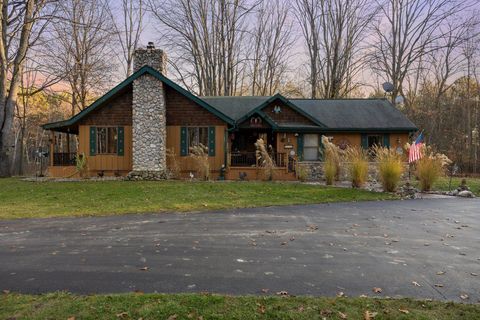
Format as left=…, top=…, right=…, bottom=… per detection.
left=374, top=146, right=404, bottom=192
left=190, top=144, right=210, bottom=180
left=344, top=146, right=369, bottom=188
left=324, top=159, right=336, bottom=185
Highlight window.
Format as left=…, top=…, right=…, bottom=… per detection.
left=187, top=127, right=208, bottom=151
left=303, top=134, right=319, bottom=161
left=97, top=127, right=118, bottom=154
left=367, top=135, right=383, bottom=148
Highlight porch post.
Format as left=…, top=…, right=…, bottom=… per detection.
left=49, top=131, right=54, bottom=167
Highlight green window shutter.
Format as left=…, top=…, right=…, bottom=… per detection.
left=117, top=126, right=124, bottom=156
left=383, top=133, right=390, bottom=148
left=208, top=127, right=216, bottom=157
left=89, top=126, right=97, bottom=156
left=361, top=134, right=368, bottom=149
left=180, top=127, right=188, bottom=156
left=297, top=134, right=304, bottom=160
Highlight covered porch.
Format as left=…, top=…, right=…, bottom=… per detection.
left=226, top=127, right=298, bottom=180
left=47, top=129, right=79, bottom=177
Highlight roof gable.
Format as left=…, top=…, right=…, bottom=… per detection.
left=43, top=66, right=235, bottom=131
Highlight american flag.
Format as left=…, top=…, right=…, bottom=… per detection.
left=409, top=132, right=424, bottom=163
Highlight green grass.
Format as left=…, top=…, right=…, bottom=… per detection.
left=429, top=176, right=480, bottom=195
left=0, top=178, right=395, bottom=220
left=1, top=292, right=479, bottom=320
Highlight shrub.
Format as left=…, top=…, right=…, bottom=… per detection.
left=190, top=144, right=210, bottom=180
left=166, top=148, right=181, bottom=179
left=374, top=146, right=404, bottom=192
left=255, top=138, right=275, bottom=181
left=344, top=146, right=369, bottom=188
left=324, top=159, right=336, bottom=185
left=416, top=156, right=443, bottom=191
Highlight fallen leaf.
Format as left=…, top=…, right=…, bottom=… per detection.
left=372, top=287, right=382, bottom=293
left=290, top=237, right=295, bottom=241
left=261, top=288, right=269, bottom=293
left=460, top=294, right=469, bottom=300
left=359, top=294, right=368, bottom=298
left=297, top=305, right=304, bottom=312
left=139, top=267, right=149, bottom=271
left=276, top=290, right=288, bottom=296
left=167, top=315, right=178, bottom=320
left=412, top=281, right=421, bottom=287
left=364, top=310, right=378, bottom=320
left=434, top=284, right=444, bottom=288
left=116, top=312, right=128, bottom=318
left=338, top=311, right=348, bottom=319
left=2, top=290, right=10, bottom=294
left=281, top=242, right=287, bottom=245
left=471, top=273, right=478, bottom=276
left=67, top=317, right=75, bottom=320
left=337, top=291, right=345, bottom=297
left=399, top=309, right=409, bottom=314
left=436, top=271, right=446, bottom=275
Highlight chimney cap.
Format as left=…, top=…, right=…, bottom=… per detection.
left=147, top=42, right=155, bottom=50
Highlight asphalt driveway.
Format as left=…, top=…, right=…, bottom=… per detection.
left=1, top=198, right=479, bottom=302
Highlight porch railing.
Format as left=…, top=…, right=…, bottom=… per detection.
left=229, top=152, right=288, bottom=168
left=52, top=152, right=76, bottom=166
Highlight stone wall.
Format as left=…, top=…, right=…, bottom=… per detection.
left=298, top=161, right=410, bottom=182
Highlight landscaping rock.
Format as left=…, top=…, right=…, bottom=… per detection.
left=458, top=190, right=475, bottom=198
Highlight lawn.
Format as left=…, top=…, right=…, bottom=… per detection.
left=1, top=292, right=479, bottom=320
left=0, top=178, right=394, bottom=220
left=430, top=176, right=480, bottom=195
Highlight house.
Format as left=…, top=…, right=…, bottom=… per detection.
left=42, top=44, right=417, bottom=180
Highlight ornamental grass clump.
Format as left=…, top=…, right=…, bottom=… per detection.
left=75, top=152, right=88, bottom=178
left=321, top=136, right=341, bottom=185
left=374, top=146, right=404, bottom=192
left=255, top=138, right=275, bottom=180
left=344, top=146, right=369, bottom=188
left=414, top=145, right=451, bottom=192
left=190, top=144, right=210, bottom=180
left=166, top=148, right=181, bottom=179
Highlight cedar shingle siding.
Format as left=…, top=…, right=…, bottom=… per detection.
left=79, top=87, right=133, bottom=126
left=263, top=101, right=315, bottom=125
left=165, top=85, right=226, bottom=126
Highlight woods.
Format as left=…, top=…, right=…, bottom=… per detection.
left=0, top=0, right=479, bottom=177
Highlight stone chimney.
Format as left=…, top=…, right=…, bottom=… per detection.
left=128, top=43, right=168, bottom=180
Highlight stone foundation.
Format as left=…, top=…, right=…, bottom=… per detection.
left=298, top=161, right=410, bottom=182
left=126, top=170, right=168, bottom=181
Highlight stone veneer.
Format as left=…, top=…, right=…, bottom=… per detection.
left=127, top=47, right=168, bottom=180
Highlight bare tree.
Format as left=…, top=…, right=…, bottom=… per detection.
left=0, top=0, right=55, bottom=177
left=294, top=0, right=376, bottom=99
left=248, top=0, right=294, bottom=96
left=148, top=0, right=256, bottom=96
left=370, top=0, right=474, bottom=103
left=45, top=0, right=117, bottom=115
left=109, top=0, right=145, bottom=77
